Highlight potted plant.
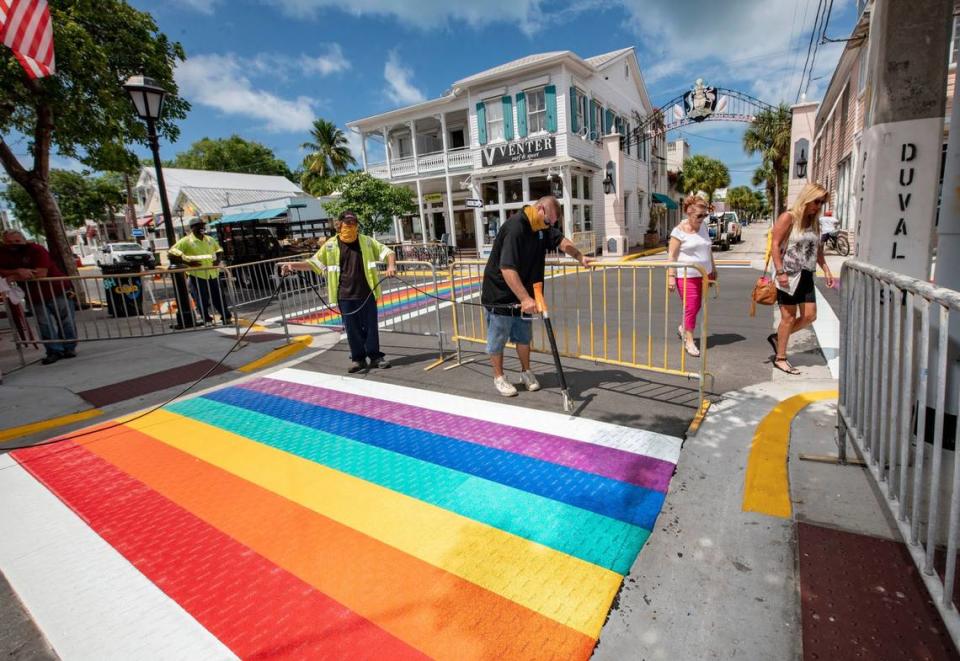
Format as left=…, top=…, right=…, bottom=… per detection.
left=645, top=204, right=666, bottom=248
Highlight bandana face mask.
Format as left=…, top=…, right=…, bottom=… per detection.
left=339, top=224, right=359, bottom=243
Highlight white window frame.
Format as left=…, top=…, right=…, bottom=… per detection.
left=525, top=87, right=547, bottom=135
left=951, top=13, right=960, bottom=67
left=857, top=50, right=868, bottom=94
left=575, top=88, right=588, bottom=136
left=485, top=97, right=505, bottom=144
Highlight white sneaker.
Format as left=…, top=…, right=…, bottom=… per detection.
left=520, top=370, right=541, bottom=391
left=493, top=375, right=518, bottom=397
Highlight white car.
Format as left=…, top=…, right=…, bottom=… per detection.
left=721, top=212, right=742, bottom=243
left=95, top=242, right=156, bottom=270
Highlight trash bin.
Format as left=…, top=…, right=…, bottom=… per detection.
left=102, top=263, right=144, bottom=318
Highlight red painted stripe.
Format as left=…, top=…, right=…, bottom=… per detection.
left=14, top=441, right=428, bottom=661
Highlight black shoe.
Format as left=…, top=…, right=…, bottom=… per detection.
left=41, top=353, right=61, bottom=365
left=223, top=316, right=233, bottom=325
left=370, top=357, right=391, bottom=369
left=61, top=350, right=77, bottom=359
left=348, top=359, right=367, bottom=373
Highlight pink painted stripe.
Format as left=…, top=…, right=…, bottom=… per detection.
left=242, top=377, right=675, bottom=493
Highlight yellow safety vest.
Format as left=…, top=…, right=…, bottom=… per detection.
left=168, top=234, right=222, bottom=279
left=307, top=235, right=393, bottom=305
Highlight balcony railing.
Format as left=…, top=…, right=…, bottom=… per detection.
left=448, top=148, right=472, bottom=169
left=417, top=152, right=445, bottom=174
left=367, top=147, right=475, bottom=180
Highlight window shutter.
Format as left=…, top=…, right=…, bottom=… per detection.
left=544, top=84, right=557, bottom=132
left=605, top=109, right=614, bottom=135
left=569, top=87, right=579, bottom=133
left=516, top=91, right=527, bottom=138
left=626, top=122, right=631, bottom=155
left=502, top=96, right=514, bottom=141
left=476, top=102, right=487, bottom=145
left=589, top=98, right=596, bottom=138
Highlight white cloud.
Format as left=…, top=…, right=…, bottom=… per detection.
left=267, top=0, right=541, bottom=28
left=251, top=45, right=351, bottom=78
left=384, top=51, right=425, bottom=106
left=176, top=53, right=318, bottom=132
left=620, top=0, right=849, bottom=104
left=172, top=0, right=220, bottom=14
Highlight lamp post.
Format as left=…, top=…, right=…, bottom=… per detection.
left=124, top=75, right=195, bottom=328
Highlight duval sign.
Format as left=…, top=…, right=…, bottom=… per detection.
left=481, top=136, right=556, bottom=167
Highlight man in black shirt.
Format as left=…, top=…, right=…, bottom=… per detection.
left=480, top=195, right=593, bottom=396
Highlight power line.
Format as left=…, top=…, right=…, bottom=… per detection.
left=796, top=0, right=826, bottom=103
left=804, top=0, right=835, bottom=99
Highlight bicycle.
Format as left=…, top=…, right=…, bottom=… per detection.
left=822, top=230, right=850, bottom=256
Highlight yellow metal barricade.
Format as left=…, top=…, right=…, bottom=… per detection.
left=447, top=259, right=711, bottom=408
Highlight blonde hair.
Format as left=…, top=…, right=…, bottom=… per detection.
left=787, top=183, right=829, bottom=235
left=682, top=194, right=707, bottom=213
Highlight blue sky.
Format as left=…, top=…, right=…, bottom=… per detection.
left=26, top=0, right=861, bottom=190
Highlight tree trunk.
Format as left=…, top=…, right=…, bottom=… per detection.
left=30, top=178, right=79, bottom=277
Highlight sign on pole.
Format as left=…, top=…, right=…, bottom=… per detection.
left=465, top=199, right=483, bottom=208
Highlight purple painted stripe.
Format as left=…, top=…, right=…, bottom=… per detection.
left=241, top=377, right=675, bottom=493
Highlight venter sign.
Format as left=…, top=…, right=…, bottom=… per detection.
left=481, top=136, right=556, bottom=167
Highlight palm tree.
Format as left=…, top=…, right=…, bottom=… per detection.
left=743, top=104, right=791, bottom=216
left=301, top=118, right=357, bottom=191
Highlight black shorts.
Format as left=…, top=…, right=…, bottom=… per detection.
left=777, top=269, right=817, bottom=305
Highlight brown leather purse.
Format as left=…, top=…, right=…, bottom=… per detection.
left=750, top=254, right=777, bottom=316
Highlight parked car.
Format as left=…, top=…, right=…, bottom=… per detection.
left=707, top=215, right=730, bottom=251
left=721, top=212, right=742, bottom=243
left=95, top=242, right=155, bottom=270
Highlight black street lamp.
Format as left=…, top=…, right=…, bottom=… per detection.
left=124, top=75, right=195, bottom=328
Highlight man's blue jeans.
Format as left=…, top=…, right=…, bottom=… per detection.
left=339, top=297, right=382, bottom=362
left=35, top=294, right=77, bottom=356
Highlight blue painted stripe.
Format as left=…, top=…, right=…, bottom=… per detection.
left=198, top=387, right=666, bottom=529
left=168, top=397, right=649, bottom=572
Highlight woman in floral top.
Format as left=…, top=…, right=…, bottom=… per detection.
left=768, top=183, right=835, bottom=375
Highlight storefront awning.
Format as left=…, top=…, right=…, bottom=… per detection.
left=210, top=207, right=287, bottom=226
left=652, top=193, right=678, bottom=209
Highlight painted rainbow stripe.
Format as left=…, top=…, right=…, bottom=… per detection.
left=10, top=368, right=680, bottom=660
left=291, top=275, right=483, bottom=326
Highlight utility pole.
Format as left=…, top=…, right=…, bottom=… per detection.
left=855, top=0, right=953, bottom=278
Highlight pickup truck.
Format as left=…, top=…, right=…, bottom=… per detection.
left=706, top=215, right=730, bottom=251
left=721, top=212, right=742, bottom=243
left=95, top=242, right=156, bottom=270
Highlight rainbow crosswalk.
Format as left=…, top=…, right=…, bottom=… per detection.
left=290, top=275, right=483, bottom=326
left=2, top=368, right=682, bottom=660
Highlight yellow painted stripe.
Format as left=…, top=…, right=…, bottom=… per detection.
left=742, top=390, right=838, bottom=518
left=0, top=408, right=104, bottom=444
left=623, top=246, right=666, bottom=261
left=126, top=409, right=621, bottom=637
left=237, top=335, right=312, bottom=373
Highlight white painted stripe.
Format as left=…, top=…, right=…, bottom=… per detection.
left=0, top=454, right=237, bottom=661
left=271, top=368, right=683, bottom=463
left=813, top=285, right=840, bottom=380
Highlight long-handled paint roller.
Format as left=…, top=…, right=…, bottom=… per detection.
left=533, top=281, right=574, bottom=413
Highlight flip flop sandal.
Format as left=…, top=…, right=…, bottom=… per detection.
left=767, top=333, right=778, bottom=354
left=678, top=326, right=685, bottom=341
left=773, top=356, right=800, bottom=375
left=684, top=341, right=701, bottom=358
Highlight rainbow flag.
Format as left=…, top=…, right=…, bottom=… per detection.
left=291, top=275, right=483, bottom=327
left=4, top=369, right=681, bottom=659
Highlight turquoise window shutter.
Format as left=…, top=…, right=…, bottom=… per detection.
left=544, top=85, right=557, bottom=132
left=476, top=102, right=487, bottom=145
left=516, top=92, right=527, bottom=138
left=605, top=109, right=613, bottom=135
left=502, top=96, right=514, bottom=141
left=589, top=98, right=596, bottom=138
left=569, top=87, right=579, bottom=133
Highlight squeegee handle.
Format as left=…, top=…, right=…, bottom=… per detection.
left=533, top=282, right=547, bottom=315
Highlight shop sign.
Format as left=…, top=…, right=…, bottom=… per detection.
left=683, top=78, right=718, bottom=123
left=465, top=198, right=483, bottom=208
left=481, top=136, right=556, bottom=167
left=423, top=193, right=444, bottom=203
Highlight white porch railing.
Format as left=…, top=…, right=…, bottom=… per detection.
left=448, top=148, right=472, bottom=169
left=417, top=152, right=445, bottom=173
left=391, top=156, right=416, bottom=177
left=368, top=162, right=389, bottom=178
left=367, top=148, right=474, bottom=180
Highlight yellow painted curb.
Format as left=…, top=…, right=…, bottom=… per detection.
left=0, top=408, right=104, bottom=444
left=742, top=390, right=838, bottom=518
left=624, top=246, right=666, bottom=261
left=237, top=335, right=313, bottom=373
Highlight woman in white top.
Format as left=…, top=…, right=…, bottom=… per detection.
left=667, top=195, right=717, bottom=357
left=768, top=182, right=835, bottom=375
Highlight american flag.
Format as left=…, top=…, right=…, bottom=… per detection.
left=0, top=0, right=55, bottom=79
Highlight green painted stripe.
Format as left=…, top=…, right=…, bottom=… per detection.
left=168, top=397, right=648, bottom=573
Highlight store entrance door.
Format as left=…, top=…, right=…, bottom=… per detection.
left=454, top=210, right=476, bottom=250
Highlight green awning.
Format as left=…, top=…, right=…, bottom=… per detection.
left=652, top=193, right=678, bottom=209
left=210, top=207, right=287, bottom=226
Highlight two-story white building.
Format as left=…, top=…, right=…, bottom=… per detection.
left=347, top=47, right=667, bottom=257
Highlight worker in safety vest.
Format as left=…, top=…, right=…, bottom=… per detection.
left=280, top=210, right=396, bottom=373
left=168, top=217, right=232, bottom=325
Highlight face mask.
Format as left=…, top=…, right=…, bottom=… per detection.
left=339, top=225, right=359, bottom=243
left=525, top=206, right=549, bottom=232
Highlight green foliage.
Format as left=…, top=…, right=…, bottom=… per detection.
left=168, top=135, right=294, bottom=180
left=743, top=104, right=791, bottom=214
left=1, top=169, right=123, bottom=236
left=322, top=172, right=415, bottom=236
left=725, top=185, right=756, bottom=217
left=300, top=117, right=356, bottom=194
left=680, top=154, right=730, bottom=202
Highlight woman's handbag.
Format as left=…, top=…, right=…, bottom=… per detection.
left=750, top=255, right=777, bottom=316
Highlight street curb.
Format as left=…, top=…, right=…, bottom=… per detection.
left=0, top=408, right=104, bottom=444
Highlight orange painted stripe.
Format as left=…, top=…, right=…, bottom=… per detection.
left=81, top=425, right=596, bottom=660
